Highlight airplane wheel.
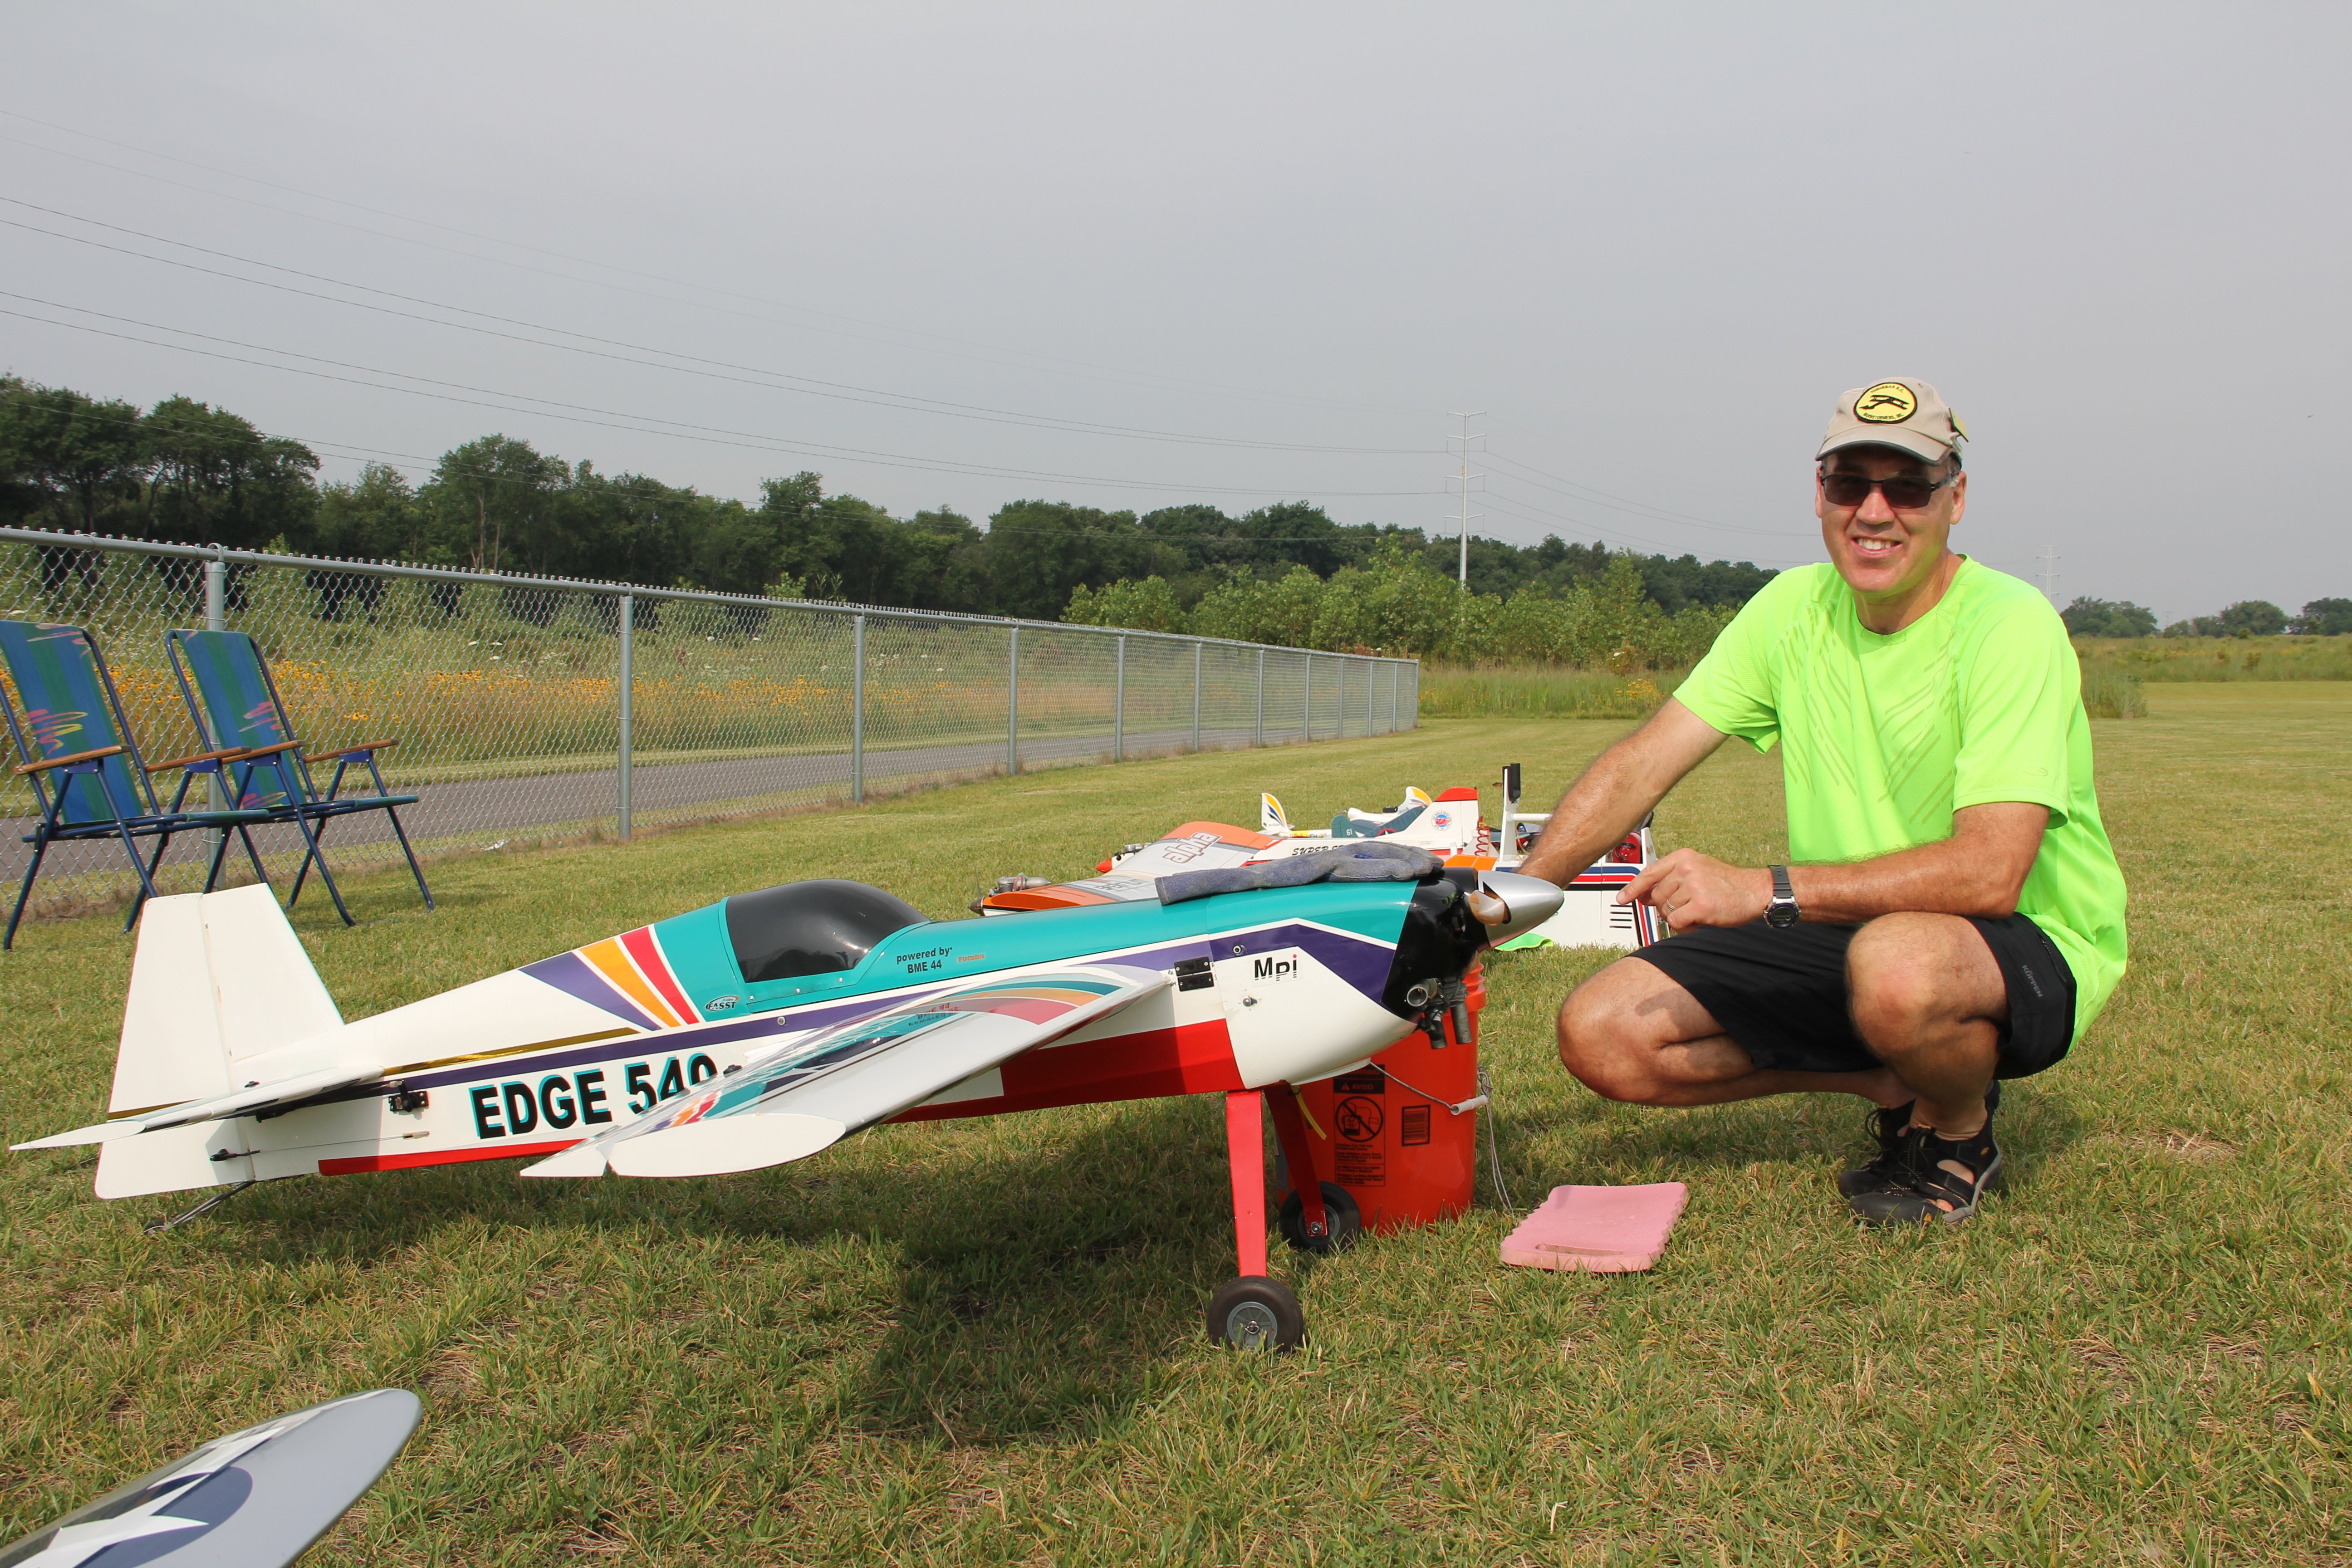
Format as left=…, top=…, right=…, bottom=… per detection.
left=1278, top=1181, right=1363, bottom=1254
left=1207, top=1274, right=1305, bottom=1352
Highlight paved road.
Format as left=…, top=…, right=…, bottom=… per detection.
left=2, top=722, right=1328, bottom=890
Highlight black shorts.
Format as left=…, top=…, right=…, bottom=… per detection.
left=1633, top=914, right=2077, bottom=1080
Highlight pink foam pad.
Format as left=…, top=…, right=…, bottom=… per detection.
left=1499, top=1183, right=1689, bottom=1273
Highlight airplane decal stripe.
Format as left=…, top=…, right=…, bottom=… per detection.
left=519, top=951, right=666, bottom=1031
left=390, top=1013, right=793, bottom=1095
left=580, top=937, right=686, bottom=1029
left=319, top=1137, right=583, bottom=1176
left=624, top=926, right=697, bottom=1022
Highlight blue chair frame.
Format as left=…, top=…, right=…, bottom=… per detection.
left=165, top=628, right=432, bottom=926
left=0, top=620, right=274, bottom=949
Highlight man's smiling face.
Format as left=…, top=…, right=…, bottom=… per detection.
left=1816, top=444, right=1968, bottom=608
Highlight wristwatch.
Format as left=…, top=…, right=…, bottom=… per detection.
left=1765, top=865, right=1799, bottom=929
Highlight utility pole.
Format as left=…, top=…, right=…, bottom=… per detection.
left=2038, top=544, right=2061, bottom=603
left=1446, top=411, right=1486, bottom=587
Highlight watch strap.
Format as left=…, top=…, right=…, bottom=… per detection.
left=1770, top=864, right=1793, bottom=902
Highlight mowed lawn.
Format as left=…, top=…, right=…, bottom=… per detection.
left=0, top=685, right=2345, bottom=1565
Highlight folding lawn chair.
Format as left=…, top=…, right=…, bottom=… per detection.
left=0, top=620, right=275, bottom=949
left=165, top=627, right=434, bottom=926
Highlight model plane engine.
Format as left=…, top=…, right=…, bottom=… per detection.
left=1381, top=868, right=1561, bottom=1045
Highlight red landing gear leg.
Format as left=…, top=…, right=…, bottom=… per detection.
left=1207, top=1089, right=1303, bottom=1351
left=1224, top=1089, right=1268, bottom=1279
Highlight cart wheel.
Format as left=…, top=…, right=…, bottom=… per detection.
left=1207, top=1274, right=1305, bottom=1352
left=1278, top=1181, right=1363, bottom=1254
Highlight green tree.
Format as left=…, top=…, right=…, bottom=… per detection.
left=2217, top=600, right=2288, bottom=637
left=1063, top=576, right=1187, bottom=632
left=2061, top=597, right=2159, bottom=637
left=2290, top=598, right=2352, bottom=635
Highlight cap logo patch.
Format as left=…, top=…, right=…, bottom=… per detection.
left=1856, top=382, right=1917, bottom=423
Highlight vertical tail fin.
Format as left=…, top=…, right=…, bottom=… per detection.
left=98, top=885, right=343, bottom=1200
left=1260, top=793, right=1291, bottom=836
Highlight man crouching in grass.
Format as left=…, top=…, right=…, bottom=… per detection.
left=1516, top=378, right=2127, bottom=1225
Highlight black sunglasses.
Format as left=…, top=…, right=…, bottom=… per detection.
left=1818, top=469, right=1956, bottom=510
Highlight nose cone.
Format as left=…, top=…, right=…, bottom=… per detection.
left=1475, top=871, right=1564, bottom=945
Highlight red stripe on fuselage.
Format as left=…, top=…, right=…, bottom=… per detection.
left=318, top=1137, right=582, bottom=1176
left=622, top=926, right=696, bottom=1022
left=891, top=1019, right=1242, bottom=1123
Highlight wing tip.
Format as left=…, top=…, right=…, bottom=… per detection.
left=13, top=1122, right=131, bottom=1151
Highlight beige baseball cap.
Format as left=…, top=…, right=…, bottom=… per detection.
left=1817, top=378, right=1969, bottom=465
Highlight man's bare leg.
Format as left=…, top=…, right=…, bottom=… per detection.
left=1845, top=912, right=2008, bottom=1139
left=1557, top=956, right=1908, bottom=1108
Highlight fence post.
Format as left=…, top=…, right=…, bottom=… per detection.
left=851, top=613, right=866, bottom=804
left=1191, top=640, right=1203, bottom=752
left=1113, top=635, right=1126, bottom=762
left=616, top=594, right=634, bottom=840
left=203, top=554, right=225, bottom=826
left=1389, top=661, right=1400, bottom=733
left=1254, top=647, right=1264, bottom=748
left=1302, top=653, right=1313, bottom=742
left=1006, top=626, right=1020, bottom=776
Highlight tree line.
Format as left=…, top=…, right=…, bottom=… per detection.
left=2063, top=595, right=2352, bottom=638
left=1, top=374, right=1777, bottom=632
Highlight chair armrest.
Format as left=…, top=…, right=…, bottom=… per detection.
left=234, top=740, right=303, bottom=760
left=307, top=737, right=401, bottom=762
left=144, top=747, right=248, bottom=774
left=15, top=745, right=126, bottom=775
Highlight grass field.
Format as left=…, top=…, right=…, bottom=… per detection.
left=2, top=686, right=2346, bottom=1565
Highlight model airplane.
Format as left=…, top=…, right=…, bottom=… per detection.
left=0, top=1388, right=418, bottom=1567
left=15, top=855, right=1561, bottom=1350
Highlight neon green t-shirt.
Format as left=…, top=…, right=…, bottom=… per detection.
left=1673, top=557, right=2127, bottom=1040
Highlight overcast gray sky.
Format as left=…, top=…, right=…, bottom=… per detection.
left=4, top=3, right=2345, bottom=618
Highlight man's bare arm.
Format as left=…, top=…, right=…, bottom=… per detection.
left=1514, top=699, right=1729, bottom=886
left=1618, top=801, right=2051, bottom=929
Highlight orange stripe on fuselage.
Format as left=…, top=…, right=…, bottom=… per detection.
left=580, top=937, right=685, bottom=1028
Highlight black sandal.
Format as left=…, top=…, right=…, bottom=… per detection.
left=1847, top=1113, right=2002, bottom=1226
left=1836, top=1081, right=1998, bottom=1199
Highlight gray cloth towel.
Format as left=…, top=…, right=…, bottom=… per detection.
left=1157, top=841, right=1442, bottom=905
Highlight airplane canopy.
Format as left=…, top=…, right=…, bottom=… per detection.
left=724, top=880, right=929, bottom=984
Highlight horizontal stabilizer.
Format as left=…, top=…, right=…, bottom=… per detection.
left=15, top=1061, right=386, bottom=1150
left=526, top=963, right=1167, bottom=1180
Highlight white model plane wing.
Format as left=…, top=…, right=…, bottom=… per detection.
left=524, top=963, right=1168, bottom=1180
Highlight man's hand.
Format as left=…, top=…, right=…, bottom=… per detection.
left=1619, top=849, right=1772, bottom=930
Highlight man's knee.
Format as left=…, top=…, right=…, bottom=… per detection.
left=1846, top=913, right=1980, bottom=1052
left=1555, top=968, right=1668, bottom=1103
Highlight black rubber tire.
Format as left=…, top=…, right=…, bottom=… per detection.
left=1277, top=1180, right=1364, bottom=1254
left=1206, top=1274, right=1305, bottom=1352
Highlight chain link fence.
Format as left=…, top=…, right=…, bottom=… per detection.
left=0, top=528, right=1418, bottom=921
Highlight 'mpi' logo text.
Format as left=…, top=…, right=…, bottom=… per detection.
left=1251, top=953, right=1300, bottom=981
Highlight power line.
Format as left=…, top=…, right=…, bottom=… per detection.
left=0, top=200, right=1439, bottom=457
left=0, top=300, right=1449, bottom=502
left=1483, top=449, right=1793, bottom=537
left=0, top=117, right=1417, bottom=419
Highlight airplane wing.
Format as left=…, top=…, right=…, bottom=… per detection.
left=13, top=1062, right=389, bottom=1150
left=523, top=963, right=1168, bottom=1180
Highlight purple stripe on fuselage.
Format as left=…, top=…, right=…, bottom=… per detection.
left=392, top=1010, right=794, bottom=1095
left=1211, top=922, right=1394, bottom=1000
left=521, top=951, right=662, bottom=1031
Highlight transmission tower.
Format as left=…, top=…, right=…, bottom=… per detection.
left=1446, top=412, right=1487, bottom=586
left=2038, top=544, right=2062, bottom=603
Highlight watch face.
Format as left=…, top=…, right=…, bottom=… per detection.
left=1766, top=902, right=1798, bottom=929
